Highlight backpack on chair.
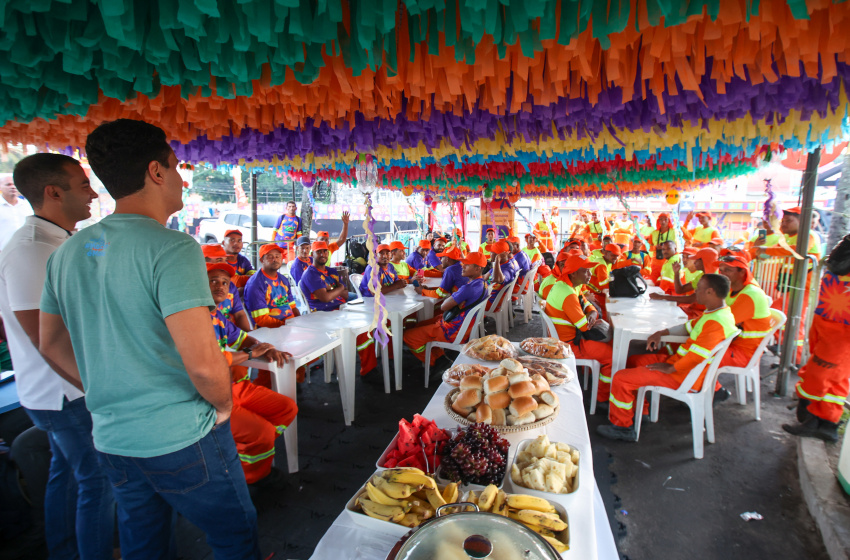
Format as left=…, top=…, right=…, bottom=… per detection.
left=609, top=265, right=647, bottom=298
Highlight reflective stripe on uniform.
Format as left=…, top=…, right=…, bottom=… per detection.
left=239, top=448, right=276, bottom=464
left=739, top=330, right=772, bottom=338
left=357, top=337, right=375, bottom=351
left=824, top=394, right=848, bottom=405
left=609, top=395, right=633, bottom=410
left=688, top=344, right=712, bottom=359
left=251, top=308, right=270, bottom=318
left=599, top=374, right=612, bottom=383
left=275, top=424, right=288, bottom=434
left=796, top=384, right=822, bottom=401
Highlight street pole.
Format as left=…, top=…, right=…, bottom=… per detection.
left=775, top=147, right=820, bottom=396
left=827, top=151, right=850, bottom=252
left=251, top=172, right=259, bottom=270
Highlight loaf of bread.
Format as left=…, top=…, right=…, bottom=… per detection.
left=484, top=391, right=511, bottom=410
left=483, top=376, right=509, bottom=394
left=509, top=395, right=538, bottom=417
left=508, top=380, right=537, bottom=399
left=456, top=388, right=483, bottom=408
left=460, top=375, right=484, bottom=390
left=475, top=403, right=493, bottom=425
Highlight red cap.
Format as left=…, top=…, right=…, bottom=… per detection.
left=695, top=247, right=719, bottom=273
left=258, top=244, right=283, bottom=260
left=206, top=262, right=236, bottom=276
left=437, top=246, right=464, bottom=261
left=507, top=236, right=520, bottom=243
left=556, top=252, right=569, bottom=262
left=681, top=247, right=698, bottom=256
left=562, top=254, right=592, bottom=276
left=376, top=244, right=391, bottom=253
left=418, top=240, right=431, bottom=249
left=604, top=244, right=622, bottom=256
left=389, top=241, right=406, bottom=251
left=784, top=206, right=801, bottom=215
left=317, top=230, right=330, bottom=238
left=537, top=265, right=552, bottom=277
left=718, top=253, right=754, bottom=284
left=454, top=227, right=463, bottom=235
left=311, top=241, right=329, bottom=252
left=223, top=229, right=242, bottom=238
left=461, top=251, right=487, bottom=267
left=486, top=228, right=495, bottom=233
left=201, top=244, right=227, bottom=259
left=491, top=240, right=510, bottom=254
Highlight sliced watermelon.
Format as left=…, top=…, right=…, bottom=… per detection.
left=384, top=458, right=398, bottom=468
left=397, top=420, right=419, bottom=455
left=397, top=455, right=421, bottom=469
left=411, top=414, right=430, bottom=429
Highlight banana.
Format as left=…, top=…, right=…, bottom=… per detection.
left=382, top=466, right=425, bottom=477
left=425, top=486, right=446, bottom=510
left=441, top=482, right=459, bottom=504
left=465, top=490, right=478, bottom=510
left=398, top=513, right=422, bottom=528
left=505, top=494, right=557, bottom=514
left=366, top=481, right=404, bottom=507
left=374, top=477, right=415, bottom=499
left=522, top=522, right=556, bottom=538
left=358, top=498, right=406, bottom=523
left=383, top=469, right=437, bottom=490
left=492, top=490, right=509, bottom=517
left=540, top=535, right=569, bottom=553
left=409, top=499, right=435, bottom=519
left=512, top=509, right=567, bottom=532
left=477, top=484, right=499, bottom=512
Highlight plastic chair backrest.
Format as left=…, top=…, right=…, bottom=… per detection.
left=349, top=273, right=363, bottom=298
left=675, top=331, right=740, bottom=394
left=449, top=295, right=491, bottom=344
left=289, top=282, right=311, bottom=315
left=517, top=263, right=541, bottom=296
left=538, top=303, right=559, bottom=338
left=490, top=278, right=518, bottom=312
left=740, top=309, right=786, bottom=371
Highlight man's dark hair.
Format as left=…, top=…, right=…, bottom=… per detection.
left=286, top=200, right=296, bottom=206
left=85, top=119, right=172, bottom=200
left=13, top=153, right=79, bottom=209
left=701, top=273, right=731, bottom=299
left=826, top=234, right=850, bottom=276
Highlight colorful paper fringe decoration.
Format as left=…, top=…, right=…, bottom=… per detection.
left=1, top=0, right=849, bottom=197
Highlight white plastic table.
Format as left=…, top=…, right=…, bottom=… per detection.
left=400, top=284, right=438, bottom=320
left=308, top=350, right=619, bottom=559
left=285, top=310, right=381, bottom=426
left=421, top=277, right=441, bottom=289
left=243, top=326, right=341, bottom=473
left=607, top=288, right=688, bottom=376
left=344, top=296, right=424, bottom=391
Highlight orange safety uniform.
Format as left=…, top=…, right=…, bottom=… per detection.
left=685, top=225, right=723, bottom=247
left=584, top=261, right=611, bottom=320
left=794, top=272, right=850, bottom=422
left=657, top=254, right=682, bottom=295
left=544, top=278, right=613, bottom=402
left=720, top=280, right=772, bottom=369
left=534, top=220, right=558, bottom=252
left=614, top=250, right=652, bottom=278
left=608, top=306, right=737, bottom=427
left=612, top=220, right=634, bottom=246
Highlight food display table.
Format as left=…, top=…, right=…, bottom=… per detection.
left=309, top=349, right=618, bottom=559
left=344, top=297, right=424, bottom=391
left=244, top=326, right=341, bottom=473
left=285, top=310, right=383, bottom=425
left=607, top=288, right=688, bottom=375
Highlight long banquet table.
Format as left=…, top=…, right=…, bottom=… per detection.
left=309, top=347, right=618, bottom=559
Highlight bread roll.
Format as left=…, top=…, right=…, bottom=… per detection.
left=530, top=374, right=550, bottom=395
left=513, top=412, right=536, bottom=426
left=508, top=372, right=530, bottom=385
left=484, top=391, right=511, bottom=410
left=509, top=395, right=538, bottom=417
left=451, top=401, right=473, bottom=417
left=456, top=388, right=483, bottom=408
left=467, top=412, right=476, bottom=422
left=491, top=408, right=507, bottom=425
left=483, top=376, right=509, bottom=394
left=532, top=404, right=555, bottom=420
left=539, top=391, right=559, bottom=407
left=460, top=376, right=483, bottom=390
left=508, top=380, right=537, bottom=399
left=501, top=358, right=523, bottom=373
left=475, top=404, right=493, bottom=425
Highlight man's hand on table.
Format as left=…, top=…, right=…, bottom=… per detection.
left=646, top=362, right=676, bottom=374
left=252, top=343, right=292, bottom=367
left=649, top=293, right=668, bottom=301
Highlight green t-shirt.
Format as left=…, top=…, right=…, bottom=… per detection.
left=41, top=214, right=216, bottom=458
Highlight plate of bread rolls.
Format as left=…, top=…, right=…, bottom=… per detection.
left=519, top=337, right=573, bottom=360
left=445, top=358, right=559, bottom=433
left=441, top=363, right=493, bottom=387
left=461, top=335, right=518, bottom=362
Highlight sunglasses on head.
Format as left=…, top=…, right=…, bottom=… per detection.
left=719, top=255, right=747, bottom=265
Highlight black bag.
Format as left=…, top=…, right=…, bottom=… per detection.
left=347, top=239, right=368, bottom=260
left=609, top=265, right=647, bottom=298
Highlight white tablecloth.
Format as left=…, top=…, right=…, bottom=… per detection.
left=309, top=349, right=618, bottom=559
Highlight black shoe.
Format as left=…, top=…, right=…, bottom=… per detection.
left=596, top=424, right=638, bottom=442
left=782, top=416, right=839, bottom=443
left=713, top=387, right=731, bottom=404
left=767, top=344, right=780, bottom=355
left=796, top=398, right=813, bottom=423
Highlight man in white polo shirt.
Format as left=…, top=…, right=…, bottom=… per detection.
left=0, top=153, right=113, bottom=558
left=0, top=172, right=33, bottom=250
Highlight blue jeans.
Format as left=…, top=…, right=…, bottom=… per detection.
left=25, top=396, right=115, bottom=560
left=97, top=419, right=260, bottom=560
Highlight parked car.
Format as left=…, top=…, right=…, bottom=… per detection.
left=199, top=211, right=279, bottom=243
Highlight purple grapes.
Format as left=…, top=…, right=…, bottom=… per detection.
left=439, top=423, right=509, bottom=485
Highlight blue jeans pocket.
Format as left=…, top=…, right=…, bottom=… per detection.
left=138, top=442, right=210, bottom=494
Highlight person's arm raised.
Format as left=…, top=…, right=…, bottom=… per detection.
left=165, top=307, right=233, bottom=425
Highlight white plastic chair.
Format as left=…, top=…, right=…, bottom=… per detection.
left=483, top=278, right=518, bottom=337
left=633, top=331, right=739, bottom=459
left=512, top=263, right=541, bottom=325
left=715, top=310, right=786, bottom=421
left=538, top=304, right=602, bottom=412
left=424, top=297, right=490, bottom=388
left=349, top=273, right=364, bottom=299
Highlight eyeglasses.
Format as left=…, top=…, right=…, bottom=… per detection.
left=719, top=255, right=748, bottom=265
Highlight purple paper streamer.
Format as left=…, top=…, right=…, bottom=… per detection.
left=763, top=179, right=781, bottom=224
left=363, top=193, right=390, bottom=347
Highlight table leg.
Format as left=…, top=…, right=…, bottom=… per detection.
left=336, top=332, right=355, bottom=425
left=381, top=337, right=391, bottom=394
left=278, top=361, right=299, bottom=473
left=420, top=301, right=434, bottom=321
left=391, top=312, right=404, bottom=391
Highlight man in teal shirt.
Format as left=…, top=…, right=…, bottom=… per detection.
left=39, top=119, right=261, bottom=559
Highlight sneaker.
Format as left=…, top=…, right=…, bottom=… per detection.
left=713, top=387, right=731, bottom=404
left=596, top=424, right=638, bottom=442
left=782, top=417, right=839, bottom=443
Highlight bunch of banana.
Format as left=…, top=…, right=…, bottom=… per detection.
left=468, top=485, right=570, bottom=553
left=354, top=468, right=462, bottom=529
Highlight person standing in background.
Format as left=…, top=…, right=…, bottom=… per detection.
left=0, top=154, right=114, bottom=559
left=0, top=172, right=33, bottom=250
left=39, top=119, right=261, bottom=560
left=272, top=200, right=302, bottom=261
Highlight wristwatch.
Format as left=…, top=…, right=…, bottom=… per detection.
left=245, top=346, right=254, bottom=360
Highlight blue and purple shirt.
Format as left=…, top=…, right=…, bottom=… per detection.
left=273, top=214, right=302, bottom=248
left=299, top=265, right=347, bottom=311
left=217, top=282, right=245, bottom=323
left=211, top=308, right=247, bottom=351
left=426, top=249, right=442, bottom=268
left=512, top=250, right=531, bottom=278
left=359, top=264, right=400, bottom=296
left=488, top=262, right=517, bottom=306
left=227, top=253, right=254, bottom=277
left=435, top=262, right=470, bottom=298
left=406, top=251, right=427, bottom=271
left=291, top=257, right=312, bottom=285
left=441, top=278, right=487, bottom=339
left=244, top=270, right=297, bottom=323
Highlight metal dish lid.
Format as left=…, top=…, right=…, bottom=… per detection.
left=391, top=504, right=560, bottom=560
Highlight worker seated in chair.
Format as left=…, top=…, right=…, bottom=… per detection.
left=203, top=244, right=253, bottom=333
left=406, top=239, right=431, bottom=272
left=207, top=263, right=298, bottom=488
left=597, top=274, right=737, bottom=442
left=422, top=236, right=447, bottom=275
left=484, top=241, right=516, bottom=312
left=244, top=244, right=300, bottom=329
left=404, top=252, right=487, bottom=365
left=651, top=248, right=718, bottom=319
left=222, top=229, right=255, bottom=288
left=414, top=246, right=469, bottom=300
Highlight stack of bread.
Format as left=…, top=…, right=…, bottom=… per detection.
left=449, top=358, right=559, bottom=427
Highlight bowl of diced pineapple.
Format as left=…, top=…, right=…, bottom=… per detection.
left=507, top=434, right=581, bottom=508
